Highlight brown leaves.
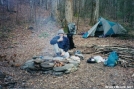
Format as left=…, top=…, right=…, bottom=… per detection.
left=0, top=55, right=6, bottom=61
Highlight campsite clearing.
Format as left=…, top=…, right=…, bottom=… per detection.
left=0, top=25, right=134, bottom=88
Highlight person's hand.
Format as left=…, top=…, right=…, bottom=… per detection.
left=61, top=51, right=65, bottom=56
left=58, top=36, right=63, bottom=42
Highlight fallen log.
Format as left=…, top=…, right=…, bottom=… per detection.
left=82, top=51, right=102, bottom=54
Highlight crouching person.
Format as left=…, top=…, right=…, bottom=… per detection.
left=50, top=29, right=70, bottom=58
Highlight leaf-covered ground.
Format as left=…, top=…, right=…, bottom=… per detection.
left=0, top=10, right=134, bottom=89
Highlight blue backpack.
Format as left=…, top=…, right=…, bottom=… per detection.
left=104, top=51, right=119, bottom=67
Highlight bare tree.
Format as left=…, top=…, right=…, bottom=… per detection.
left=39, top=0, right=42, bottom=6
left=29, top=0, right=34, bottom=22
left=76, top=0, right=80, bottom=31
left=7, top=0, right=11, bottom=11
left=45, top=0, right=48, bottom=10
left=90, top=0, right=99, bottom=25
left=51, top=0, right=59, bottom=20
left=65, top=0, right=73, bottom=23
left=81, top=0, right=86, bottom=8
left=94, top=0, right=99, bottom=22
left=15, top=0, right=19, bottom=23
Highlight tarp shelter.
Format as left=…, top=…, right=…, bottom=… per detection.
left=82, top=17, right=127, bottom=38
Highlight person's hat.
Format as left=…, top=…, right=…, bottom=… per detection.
left=58, top=29, right=64, bottom=34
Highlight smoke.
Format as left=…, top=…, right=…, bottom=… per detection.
left=0, top=0, right=55, bottom=30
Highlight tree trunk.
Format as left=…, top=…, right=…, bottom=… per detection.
left=16, top=0, right=19, bottom=23
left=80, top=0, right=86, bottom=18
left=51, top=0, right=59, bottom=20
left=45, top=0, right=48, bottom=10
left=34, top=0, right=38, bottom=30
left=7, top=0, right=15, bottom=12
left=29, top=0, right=34, bottom=22
left=115, top=0, right=119, bottom=22
left=76, top=0, right=80, bottom=31
left=65, top=0, right=73, bottom=23
left=7, top=0, right=10, bottom=11
left=73, top=0, right=77, bottom=16
left=94, top=0, right=99, bottom=23
left=81, top=0, right=86, bottom=8
left=40, top=0, right=42, bottom=6
left=90, top=0, right=94, bottom=25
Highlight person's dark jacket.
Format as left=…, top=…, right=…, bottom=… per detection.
left=50, top=36, right=70, bottom=52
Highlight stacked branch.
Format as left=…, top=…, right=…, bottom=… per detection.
left=93, top=45, right=134, bottom=67
left=73, top=45, right=134, bottom=61
left=93, top=45, right=134, bottom=60
left=76, top=45, right=134, bottom=67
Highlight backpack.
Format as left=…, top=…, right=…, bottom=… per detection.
left=104, top=51, right=119, bottom=67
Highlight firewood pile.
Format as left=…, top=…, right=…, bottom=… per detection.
left=93, top=45, right=133, bottom=57
left=79, top=45, right=134, bottom=68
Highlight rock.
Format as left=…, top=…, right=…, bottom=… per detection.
left=53, top=57, right=65, bottom=61
left=42, top=70, right=53, bottom=74
left=65, top=64, right=78, bottom=73
left=68, top=60, right=80, bottom=67
left=53, top=65, right=67, bottom=72
left=65, top=66, right=78, bottom=74
left=49, top=63, right=55, bottom=66
left=34, top=58, right=43, bottom=64
left=67, top=56, right=80, bottom=67
left=70, top=56, right=80, bottom=62
left=20, top=60, right=35, bottom=70
left=53, top=64, right=75, bottom=73
left=43, top=56, right=53, bottom=61
left=21, top=55, right=79, bottom=74
left=42, top=67, right=53, bottom=71
left=41, top=62, right=54, bottom=71
left=33, top=56, right=53, bottom=62
left=40, top=62, right=54, bottom=68
left=25, top=59, right=34, bottom=63
left=53, top=72, right=64, bottom=76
